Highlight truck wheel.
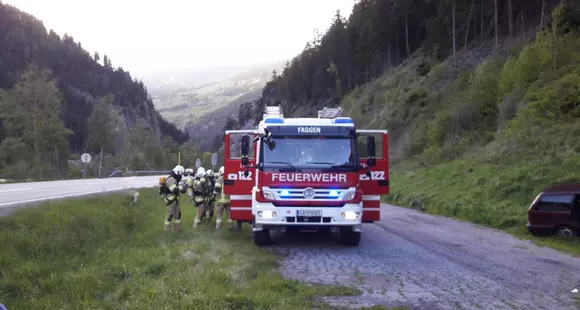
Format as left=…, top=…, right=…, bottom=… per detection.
left=340, top=230, right=361, bottom=246
left=235, top=221, right=242, bottom=231
left=253, top=230, right=271, bottom=246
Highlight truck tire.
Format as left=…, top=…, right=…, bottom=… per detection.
left=253, top=230, right=271, bottom=246
left=235, top=221, right=242, bottom=231
left=340, top=230, right=361, bottom=246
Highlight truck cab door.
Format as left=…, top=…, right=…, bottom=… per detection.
left=356, top=130, right=389, bottom=223
left=224, top=130, right=257, bottom=222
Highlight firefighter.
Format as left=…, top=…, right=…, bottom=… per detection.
left=160, top=165, right=186, bottom=232
left=214, top=166, right=233, bottom=229
left=205, top=169, right=216, bottom=222
left=191, top=167, right=209, bottom=228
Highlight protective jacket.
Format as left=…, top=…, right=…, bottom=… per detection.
left=187, top=176, right=209, bottom=206
left=160, top=173, right=185, bottom=205
left=214, top=175, right=230, bottom=204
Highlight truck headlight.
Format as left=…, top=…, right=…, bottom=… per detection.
left=343, top=190, right=356, bottom=201
left=341, top=211, right=360, bottom=220
left=262, top=190, right=275, bottom=200
left=258, top=210, right=277, bottom=218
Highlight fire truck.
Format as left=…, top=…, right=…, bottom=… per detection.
left=223, top=106, right=389, bottom=246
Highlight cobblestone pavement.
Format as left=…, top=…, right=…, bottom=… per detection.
left=271, top=204, right=580, bottom=310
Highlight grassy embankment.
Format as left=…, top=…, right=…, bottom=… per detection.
left=0, top=190, right=378, bottom=310
left=343, top=7, right=580, bottom=254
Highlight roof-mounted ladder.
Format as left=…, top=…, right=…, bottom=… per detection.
left=318, top=107, right=343, bottom=118
left=263, top=105, right=283, bottom=119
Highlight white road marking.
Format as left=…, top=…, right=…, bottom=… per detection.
left=0, top=187, right=34, bottom=193
left=0, top=190, right=111, bottom=208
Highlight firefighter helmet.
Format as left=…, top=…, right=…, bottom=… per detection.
left=196, top=167, right=206, bottom=178
left=173, top=165, right=185, bottom=176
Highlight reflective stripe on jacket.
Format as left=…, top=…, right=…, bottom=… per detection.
left=164, top=175, right=184, bottom=203
left=214, top=176, right=230, bottom=204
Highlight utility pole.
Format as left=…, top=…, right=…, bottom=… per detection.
left=98, top=144, right=104, bottom=178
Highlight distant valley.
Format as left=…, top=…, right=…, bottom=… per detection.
left=142, top=61, right=283, bottom=131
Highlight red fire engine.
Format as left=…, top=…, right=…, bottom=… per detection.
left=223, top=106, right=389, bottom=246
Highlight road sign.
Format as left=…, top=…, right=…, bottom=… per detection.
left=211, top=153, right=218, bottom=166
left=195, top=158, right=201, bottom=168
left=81, top=153, right=92, bottom=163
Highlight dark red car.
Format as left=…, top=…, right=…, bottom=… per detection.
left=527, top=184, right=580, bottom=237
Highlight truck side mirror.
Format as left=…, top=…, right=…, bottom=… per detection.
left=366, top=135, right=376, bottom=167
left=241, top=134, right=250, bottom=157
left=241, top=134, right=250, bottom=167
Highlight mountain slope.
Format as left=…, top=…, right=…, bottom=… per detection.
left=140, top=64, right=271, bottom=98
left=0, top=2, right=189, bottom=179
left=0, top=2, right=188, bottom=149
left=153, top=71, right=267, bottom=129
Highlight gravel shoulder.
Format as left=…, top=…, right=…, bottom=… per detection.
left=273, top=204, right=580, bottom=310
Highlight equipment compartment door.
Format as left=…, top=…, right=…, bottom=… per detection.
left=224, top=130, right=256, bottom=221
left=356, top=130, right=389, bottom=222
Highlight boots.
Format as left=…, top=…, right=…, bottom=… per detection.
left=227, top=219, right=234, bottom=229
left=164, top=223, right=171, bottom=232
left=192, top=217, right=201, bottom=228
left=216, top=219, right=222, bottom=229
left=173, top=221, right=182, bottom=232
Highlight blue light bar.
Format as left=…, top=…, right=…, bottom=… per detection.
left=264, top=117, right=284, bottom=124
left=333, top=117, right=353, bottom=124
left=280, top=190, right=289, bottom=195
left=329, top=190, right=339, bottom=196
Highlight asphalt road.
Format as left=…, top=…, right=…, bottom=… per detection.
left=0, top=176, right=162, bottom=213
left=274, top=204, right=580, bottom=310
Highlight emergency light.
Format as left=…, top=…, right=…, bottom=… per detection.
left=264, top=118, right=284, bottom=124
left=332, top=117, right=354, bottom=124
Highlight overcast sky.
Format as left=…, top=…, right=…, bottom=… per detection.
left=4, top=0, right=354, bottom=75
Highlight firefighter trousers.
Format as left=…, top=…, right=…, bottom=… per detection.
left=215, top=202, right=232, bottom=229
left=206, top=199, right=216, bottom=220
left=192, top=200, right=207, bottom=228
left=164, top=199, right=182, bottom=232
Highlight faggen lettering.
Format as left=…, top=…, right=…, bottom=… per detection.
left=297, top=127, right=321, bottom=133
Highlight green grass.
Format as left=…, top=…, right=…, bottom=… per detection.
left=0, top=190, right=361, bottom=309
left=385, top=152, right=580, bottom=255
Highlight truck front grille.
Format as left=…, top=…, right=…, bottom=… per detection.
left=285, top=216, right=332, bottom=223
left=270, top=188, right=345, bottom=201
left=272, top=202, right=346, bottom=208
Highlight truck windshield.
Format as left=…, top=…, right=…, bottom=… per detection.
left=261, top=136, right=357, bottom=169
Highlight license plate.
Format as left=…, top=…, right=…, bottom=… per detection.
left=297, top=210, right=322, bottom=217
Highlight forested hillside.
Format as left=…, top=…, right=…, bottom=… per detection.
left=225, top=0, right=580, bottom=250
left=0, top=2, right=191, bottom=180
left=224, top=0, right=580, bottom=161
